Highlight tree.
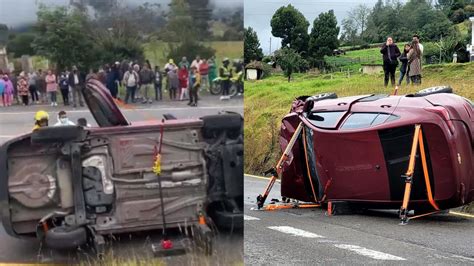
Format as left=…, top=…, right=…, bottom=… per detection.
left=271, top=5, right=310, bottom=55
left=342, top=4, right=371, bottom=45
left=186, top=0, right=212, bottom=40
left=244, top=27, right=263, bottom=64
left=6, top=33, right=37, bottom=57
left=164, top=0, right=215, bottom=62
left=32, top=6, right=95, bottom=71
left=308, top=10, right=340, bottom=63
left=275, top=47, right=308, bottom=82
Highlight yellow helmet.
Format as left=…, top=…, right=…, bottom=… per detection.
left=34, top=110, right=49, bottom=122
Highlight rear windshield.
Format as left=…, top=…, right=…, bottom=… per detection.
left=306, top=111, right=345, bottom=128
left=341, top=113, right=399, bottom=129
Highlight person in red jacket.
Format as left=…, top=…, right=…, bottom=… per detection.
left=178, top=65, right=189, bottom=101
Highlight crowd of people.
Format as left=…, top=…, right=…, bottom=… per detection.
left=0, top=55, right=244, bottom=108
left=380, top=34, right=424, bottom=88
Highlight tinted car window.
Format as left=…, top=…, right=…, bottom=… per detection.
left=341, top=113, right=399, bottom=129
left=306, top=111, right=345, bottom=128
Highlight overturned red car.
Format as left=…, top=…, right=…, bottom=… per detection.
left=271, top=86, right=473, bottom=221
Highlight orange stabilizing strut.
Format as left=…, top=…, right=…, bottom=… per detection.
left=399, top=124, right=439, bottom=225
left=256, top=122, right=304, bottom=209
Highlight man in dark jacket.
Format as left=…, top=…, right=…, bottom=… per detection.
left=68, top=66, right=85, bottom=107
left=106, top=64, right=120, bottom=99
left=380, top=37, right=401, bottom=87
left=139, top=64, right=155, bottom=104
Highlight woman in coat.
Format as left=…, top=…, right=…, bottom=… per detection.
left=407, top=40, right=422, bottom=85
left=17, top=72, right=30, bottom=105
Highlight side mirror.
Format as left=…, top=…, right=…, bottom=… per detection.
left=307, top=113, right=324, bottom=121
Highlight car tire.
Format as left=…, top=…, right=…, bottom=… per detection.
left=31, top=126, right=85, bottom=144
left=414, top=86, right=453, bottom=97
left=45, top=226, right=88, bottom=250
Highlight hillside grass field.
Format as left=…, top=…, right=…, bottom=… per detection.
left=144, top=41, right=243, bottom=67
left=244, top=62, right=474, bottom=176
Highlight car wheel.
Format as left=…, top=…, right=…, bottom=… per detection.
left=414, top=86, right=453, bottom=97
left=31, top=126, right=85, bottom=144
left=45, top=226, right=88, bottom=250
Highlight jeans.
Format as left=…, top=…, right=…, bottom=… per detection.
left=141, top=83, right=154, bottom=102
left=71, top=84, right=84, bottom=107
left=222, top=79, right=231, bottom=96
left=155, top=83, right=162, bottom=100
left=29, top=85, right=39, bottom=102
left=398, top=71, right=409, bottom=86
left=125, top=86, right=137, bottom=103
left=383, top=62, right=397, bottom=87
left=189, top=85, right=199, bottom=105
left=49, top=91, right=57, bottom=103
left=61, top=88, right=69, bottom=105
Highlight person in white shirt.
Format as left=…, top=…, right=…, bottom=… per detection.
left=54, top=110, right=76, bottom=126
left=190, top=55, right=202, bottom=71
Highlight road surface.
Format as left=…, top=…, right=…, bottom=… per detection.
left=245, top=175, right=474, bottom=265
left=0, top=95, right=243, bottom=263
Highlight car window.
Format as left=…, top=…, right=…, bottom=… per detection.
left=306, top=111, right=345, bottom=128
left=341, top=113, right=399, bottom=129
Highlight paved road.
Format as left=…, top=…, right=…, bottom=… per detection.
left=0, top=95, right=243, bottom=263
left=244, top=175, right=474, bottom=265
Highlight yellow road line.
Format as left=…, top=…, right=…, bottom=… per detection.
left=449, top=211, right=474, bottom=219
left=245, top=173, right=281, bottom=183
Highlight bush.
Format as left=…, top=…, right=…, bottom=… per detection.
left=261, top=62, right=273, bottom=79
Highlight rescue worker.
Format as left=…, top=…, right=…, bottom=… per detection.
left=54, top=110, right=76, bottom=126
left=219, top=58, right=233, bottom=97
left=33, top=110, right=49, bottom=131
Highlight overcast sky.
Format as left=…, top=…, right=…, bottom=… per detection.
left=0, top=0, right=242, bottom=28
left=244, top=0, right=389, bottom=54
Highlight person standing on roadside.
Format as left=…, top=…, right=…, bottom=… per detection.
left=139, top=63, right=155, bottom=104
left=398, top=43, right=411, bottom=87
left=168, top=68, right=179, bottom=100
left=179, top=56, right=190, bottom=69
left=408, top=40, right=422, bottom=85
left=188, top=66, right=201, bottom=107
left=68, top=66, right=85, bottom=108
left=3, top=74, right=14, bottom=107
left=0, top=75, right=5, bottom=106
left=59, top=72, right=70, bottom=106
left=219, top=58, right=233, bottom=96
left=17, top=72, right=29, bottom=105
left=413, top=34, right=423, bottom=55
left=199, top=59, right=210, bottom=92
left=46, top=69, right=58, bottom=106
left=28, top=70, right=39, bottom=104
left=154, top=65, right=163, bottom=101
left=380, top=37, right=400, bottom=87
left=208, top=56, right=217, bottom=89
left=178, top=64, right=189, bottom=101
left=37, top=69, right=47, bottom=104
left=10, top=72, right=19, bottom=105
left=123, top=66, right=139, bottom=104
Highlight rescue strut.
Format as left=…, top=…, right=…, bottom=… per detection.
left=399, top=124, right=440, bottom=225
left=256, top=122, right=304, bottom=209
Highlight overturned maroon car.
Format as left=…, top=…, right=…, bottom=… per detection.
left=272, top=86, right=473, bottom=222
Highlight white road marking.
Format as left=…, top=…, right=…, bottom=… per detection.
left=451, top=255, right=474, bottom=262
left=334, top=244, right=406, bottom=261
left=0, top=106, right=243, bottom=116
left=244, top=215, right=260, bottom=221
left=268, top=226, right=324, bottom=238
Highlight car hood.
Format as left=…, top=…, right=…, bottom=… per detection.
left=83, top=79, right=130, bottom=127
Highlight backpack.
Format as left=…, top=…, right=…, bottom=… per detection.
left=126, top=71, right=137, bottom=86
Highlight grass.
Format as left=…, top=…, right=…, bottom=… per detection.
left=144, top=41, right=243, bottom=68
left=244, top=62, right=474, bottom=176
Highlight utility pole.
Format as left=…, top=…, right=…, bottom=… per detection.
left=269, top=37, right=272, bottom=55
